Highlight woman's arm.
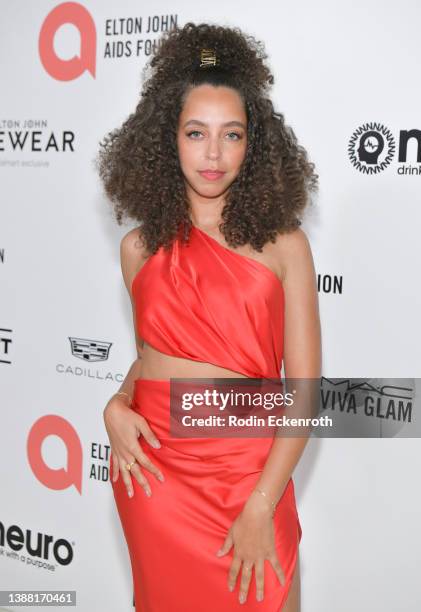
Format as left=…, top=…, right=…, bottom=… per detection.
left=216, top=227, right=321, bottom=603
left=109, top=358, right=143, bottom=406
left=104, top=227, right=165, bottom=496
left=105, top=227, right=146, bottom=404
left=246, top=226, right=322, bottom=512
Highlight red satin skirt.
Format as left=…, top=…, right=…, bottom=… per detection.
left=110, top=378, right=302, bottom=611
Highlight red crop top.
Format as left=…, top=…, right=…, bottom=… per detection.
left=131, top=225, right=284, bottom=379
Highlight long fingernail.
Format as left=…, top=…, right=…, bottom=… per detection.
left=145, top=488, right=152, bottom=497
left=158, top=473, right=165, bottom=482
left=128, top=490, right=133, bottom=498
left=239, top=594, right=245, bottom=604
left=257, top=591, right=263, bottom=602
left=152, top=440, right=161, bottom=448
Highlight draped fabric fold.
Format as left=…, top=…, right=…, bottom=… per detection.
left=110, top=226, right=302, bottom=611
left=132, top=225, right=285, bottom=379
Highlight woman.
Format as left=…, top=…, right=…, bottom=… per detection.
left=96, top=22, right=321, bottom=611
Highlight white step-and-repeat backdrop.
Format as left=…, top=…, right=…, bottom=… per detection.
left=1, top=1, right=420, bottom=611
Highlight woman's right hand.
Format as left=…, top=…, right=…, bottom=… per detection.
left=104, top=395, right=165, bottom=498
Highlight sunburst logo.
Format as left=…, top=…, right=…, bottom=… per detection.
left=348, top=122, right=395, bottom=174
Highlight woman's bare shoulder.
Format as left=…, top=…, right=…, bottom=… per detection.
left=120, top=226, right=147, bottom=255
left=267, top=227, right=312, bottom=283
left=276, top=226, right=311, bottom=254
left=273, top=226, right=316, bottom=286
left=120, top=226, right=148, bottom=295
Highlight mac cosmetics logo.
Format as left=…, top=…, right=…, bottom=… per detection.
left=348, top=122, right=421, bottom=175
left=68, top=336, right=112, bottom=362
left=0, top=327, right=12, bottom=365
left=319, top=377, right=415, bottom=437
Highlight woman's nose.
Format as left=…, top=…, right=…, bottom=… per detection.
left=206, top=136, right=221, bottom=160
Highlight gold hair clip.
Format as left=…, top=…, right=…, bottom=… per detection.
left=199, top=48, right=218, bottom=68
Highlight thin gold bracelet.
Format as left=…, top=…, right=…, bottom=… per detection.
left=254, top=488, right=277, bottom=516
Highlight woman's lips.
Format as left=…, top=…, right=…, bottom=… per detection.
left=198, top=170, right=226, bottom=181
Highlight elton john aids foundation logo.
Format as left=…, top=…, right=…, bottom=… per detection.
left=348, top=122, right=395, bottom=174
left=39, top=1, right=96, bottom=81
left=27, top=415, right=83, bottom=494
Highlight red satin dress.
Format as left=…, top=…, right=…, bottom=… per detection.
left=110, top=225, right=302, bottom=611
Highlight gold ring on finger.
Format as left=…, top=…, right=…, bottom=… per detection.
left=125, top=460, right=137, bottom=471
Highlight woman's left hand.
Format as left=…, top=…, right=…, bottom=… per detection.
left=215, top=492, right=285, bottom=604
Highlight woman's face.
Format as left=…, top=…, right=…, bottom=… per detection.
left=177, top=84, right=248, bottom=201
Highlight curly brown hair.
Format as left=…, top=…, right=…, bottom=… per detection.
left=95, top=22, right=319, bottom=255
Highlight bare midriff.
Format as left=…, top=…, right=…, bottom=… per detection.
left=138, top=340, right=248, bottom=380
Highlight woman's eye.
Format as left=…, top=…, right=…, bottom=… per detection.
left=187, top=130, right=202, bottom=138
left=186, top=130, right=243, bottom=140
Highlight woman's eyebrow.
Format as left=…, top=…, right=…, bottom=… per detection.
left=183, top=119, right=246, bottom=129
